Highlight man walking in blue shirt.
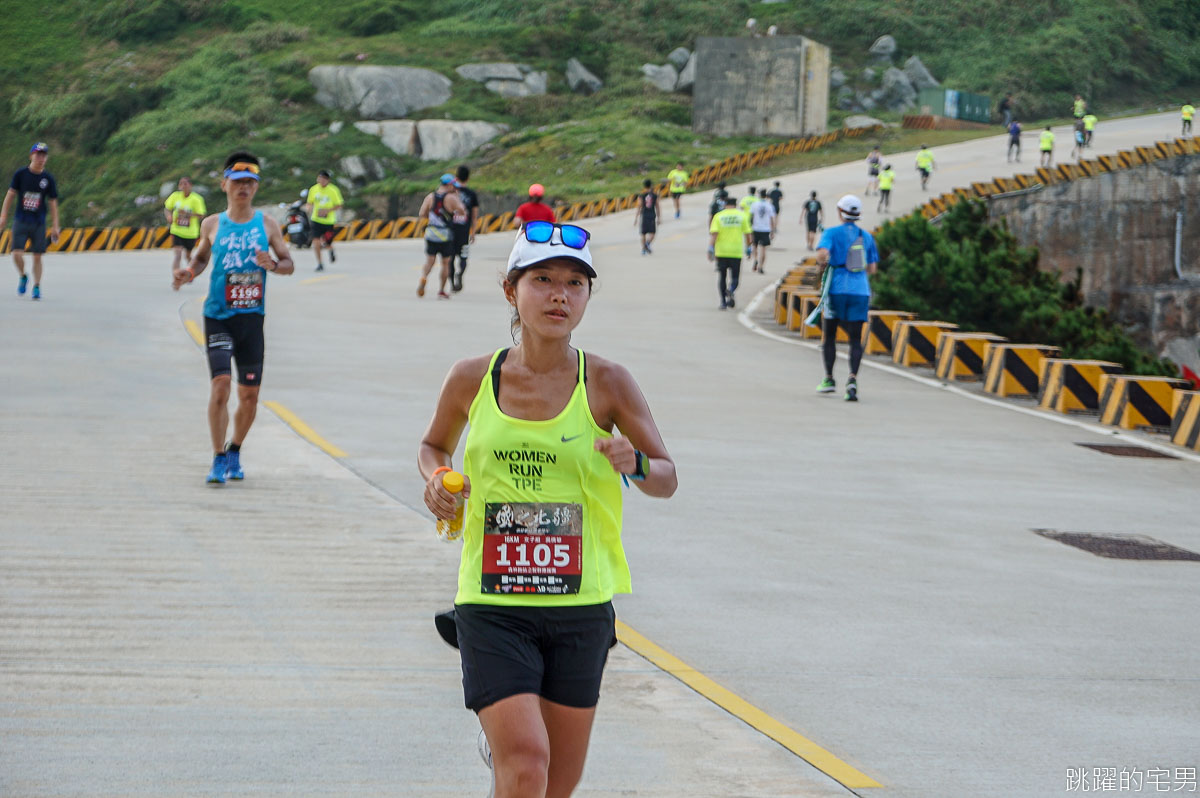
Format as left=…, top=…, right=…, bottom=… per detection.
left=814, top=195, right=878, bottom=402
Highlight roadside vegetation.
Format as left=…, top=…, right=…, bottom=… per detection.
left=2, top=0, right=1195, bottom=227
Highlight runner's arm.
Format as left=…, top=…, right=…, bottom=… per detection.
left=259, top=215, right=295, bottom=275
left=48, top=199, right=60, bottom=237
left=469, top=205, right=479, bottom=242
left=593, top=360, right=677, bottom=499
left=164, top=201, right=174, bottom=226
left=418, top=193, right=432, bottom=219
left=0, top=188, right=13, bottom=226
left=173, top=215, right=217, bottom=290
left=419, top=355, right=489, bottom=516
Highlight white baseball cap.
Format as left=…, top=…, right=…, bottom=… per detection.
left=836, top=194, right=863, bottom=219
left=507, top=223, right=596, bottom=278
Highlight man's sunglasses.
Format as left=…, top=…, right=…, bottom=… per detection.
left=224, top=162, right=261, bottom=176
left=522, top=221, right=590, bottom=250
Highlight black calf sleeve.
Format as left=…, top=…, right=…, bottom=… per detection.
left=822, top=317, right=838, bottom=376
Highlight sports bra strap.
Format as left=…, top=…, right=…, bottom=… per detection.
left=491, top=348, right=586, bottom=403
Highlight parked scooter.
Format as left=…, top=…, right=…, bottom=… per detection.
left=282, top=189, right=312, bottom=248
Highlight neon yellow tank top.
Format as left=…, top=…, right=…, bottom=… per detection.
left=456, top=348, right=629, bottom=607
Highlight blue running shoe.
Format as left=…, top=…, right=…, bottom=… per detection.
left=207, top=453, right=228, bottom=484
left=224, top=449, right=244, bottom=480
left=31, top=285, right=40, bottom=301
left=18, top=274, right=27, bottom=295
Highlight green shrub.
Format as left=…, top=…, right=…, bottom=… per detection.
left=79, top=0, right=251, bottom=43
left=335, top=0, right=418, bottom=37
left=11, top=80, right=166, bottom=155
left=873, top=200, right=1177, bottom=376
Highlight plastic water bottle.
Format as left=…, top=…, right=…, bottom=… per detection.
left=436, top=470, right=465, bottom=541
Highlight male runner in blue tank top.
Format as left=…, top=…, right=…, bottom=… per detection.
left=171, top=152, right=295, bottom=483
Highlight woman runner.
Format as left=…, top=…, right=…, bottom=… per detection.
left=418, top=221, right=677, bottom=798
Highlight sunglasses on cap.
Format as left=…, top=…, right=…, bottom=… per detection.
left=224, top=162, right=261, bottom=176
left=522, top=221, right=590, bottom=250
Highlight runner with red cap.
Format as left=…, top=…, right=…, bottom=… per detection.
left=515, top=183, right=555, bottom=225
left=419, top=220, right=677, bottom=798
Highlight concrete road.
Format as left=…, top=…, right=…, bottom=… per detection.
left=2, top=112, right=1196, bottom=797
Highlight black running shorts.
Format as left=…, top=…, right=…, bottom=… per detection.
left=752, top=231, right=771, bottom=247
left=11, top=220, right=47, bottom=254
left=311, top=221, right=335, bottom=243
left=425, top=238, right=454, bottom=258
left=455, top=602, right=616, bottom=712
left=204, top=314, right=265, bottom=386
left=172, top=234, right=198, bottom=252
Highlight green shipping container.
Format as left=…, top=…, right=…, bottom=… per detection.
left=917, top=88, right=992, bottom=123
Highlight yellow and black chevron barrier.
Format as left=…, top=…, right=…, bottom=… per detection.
left=983, top=344, right=1061, bottom=398
left=1037, top=359, right=1123, bottom=413
left=934, top=332, right=1007, bottom=381
left=1098, top=375, right=1191, bottom=431
left=864, top=311, right=917, bottom=355
left=1170, top=391, right=1200, bottom=450
left=892, top=320, right=958, bottom=368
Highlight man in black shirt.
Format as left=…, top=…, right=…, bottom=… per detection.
left=802, top=191, right=823, bottom=252
left=768, top=181, right=783, bottom=215
left=0, top=143, right=59, bottom=300
left=634, top=178, right=659, bottom=255
left=450, top=165, right=479, bottom=292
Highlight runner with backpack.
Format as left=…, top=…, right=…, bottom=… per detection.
left=417, top=174, right=467, bottom=299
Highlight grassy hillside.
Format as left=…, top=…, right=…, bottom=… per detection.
left=2, top=0, right=1196, bottom=227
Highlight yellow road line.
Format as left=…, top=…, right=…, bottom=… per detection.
left=262, top=400, right=348, bottom=458
left=300, top=274, right=349, bottom=286
left=184, top=319, right=203, bottom=346
left=616, top=620, right=883, bottom=789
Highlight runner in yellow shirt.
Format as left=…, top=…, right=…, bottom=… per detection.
left=1183, top=103, right=1195, bottom=136
left=164, top=177, right=207, bottom=274
left=876, top=164, right=895, bottom=213
left=304, top=169, right=344, bottom=272
left=666, top=162, right=689, bottom=219
left=739, top=186, right=757, bottom=214
left=708, top=196, right=752, bottom=310
left=1039, top=126, right=1055, bottom=168
left=1082, top=113, right=1098, bottom=147
left=1073, top=94, right=1086, bottom=119
left=915, top=146, right=934, bottom=191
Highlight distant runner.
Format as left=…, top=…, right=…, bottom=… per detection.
left=876, top=164, right=895, bottom=213
left=1, top=143, right=59, bottom=301
left=666, top=162, right=689, bottom=218
left=515, top=183, right=555, bottom=225
left=1039, top=126, right=1055, bottom=168
left=170, top=151, right=295, bottom=484
left=802, top=191, right=823, bottom=252
left=865, top=145, right=883, bottom=195
left=915, top=145, right=935, bottom=191
left=164, top=177, right=206, bottom=275
left=708, top=196, right=751, bottom=310
left=768, top=181, right=783, bottom=215
left=739, top=186, right=756, bottom=214
left=1073, top=94, right=1086, bottom=119
left=708, top=181, right=729, bottom=225
left=451, top=165, right=479, bottom=293
left=1007, top=120, right=1022, bottom=162
left=1070, top=120, right=1086, bottom=161
left=304, top=169, right=343, bottom=272
left=418, top=221, right=676, bottom=798
left=1082, top=113, right=1097, bottom=147
left=749, top=188, right=776, bottom=273
left=634, top=178, right=659, bottom=255
left=815, top=195, right=878, bottom=403
left=1182, top=103, right=1194, bottom=136
left=418, top=174, right=466, bottom=299
left=998, top=94, right=1014, bottom=128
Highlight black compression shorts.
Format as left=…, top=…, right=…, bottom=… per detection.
left=172, top=234, right=198, bottom=252
left=455, top=602, right=616, bottom=712
left=204, top=314, right=265, bottom=386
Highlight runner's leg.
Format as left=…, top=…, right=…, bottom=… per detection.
left=717, top=262, right=729, bottom=306
left=32, top=253, right=42, bottom=287
left=172, top=246, right=183, bottom=272
left=541, top=698, right=598, bottom=798
left=12, top=248, right=25, bottom=277
left=313, top=236, right=324, bottom=268
left=846, top=321, right=865, bottom=376
left=822, top=317, right=838, bottom=377
left=208, top=376, right=232, bottom=455
left=478, top=695, right=550, bottom=798
left=232, top=384, right=260, bottom=447
left=438, top=254, right=451, bottom=295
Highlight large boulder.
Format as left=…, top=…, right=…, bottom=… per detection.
left=309, top=66, right=451, bottom=119
left=456, top=63, right=524, bottom=82
left=414, top=120, right=509, bottom=162
left=836, top=86, right=856, bottom=110
left=337, top=155, right=386, bottom=184
left=676, top=54, right=696, bottom=93
left=868, top=35, right=897, bottom=62
left=878, top=67, right=918, bottom=110
left=843, top=115, right=884, bottom=130
left=642, top=63, right=678, bottom=92
left=566, top=58, right=603, bottom=94
left=860, top=67, right=877, bottom=83
left=485, top=71, right=547, bottom=98
left=830, top=66, right=847, bottom=89
left=903, top=55, right=939, bottom=90
left=353, top=120, right=418, bottom=156
left=666, top=47, right=691, bottom=70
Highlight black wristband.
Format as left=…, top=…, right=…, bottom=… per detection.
left=629, top=450, right=647, bottom=481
